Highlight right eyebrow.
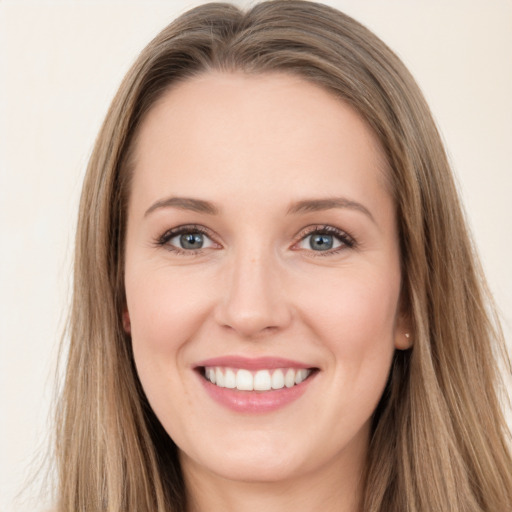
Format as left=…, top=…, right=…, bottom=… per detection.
left=287, top=197, right=376, bottom=225
left=144, top=196, right=219, bottom=217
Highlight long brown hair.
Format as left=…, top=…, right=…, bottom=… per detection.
left=55, top=1, right=512, bottom=510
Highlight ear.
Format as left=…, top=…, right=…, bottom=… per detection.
left=122, top=309, right=131, bottom=334
left=394, top=313, right=413, bottom=350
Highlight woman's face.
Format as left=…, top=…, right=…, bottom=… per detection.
left=124, top=72, right=410, bottom=486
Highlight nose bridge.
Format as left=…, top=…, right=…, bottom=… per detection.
left=216, top=240, right=291, bottom=337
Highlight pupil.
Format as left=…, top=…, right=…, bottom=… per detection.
left=310, top=234, right=333, bottom=251
left=180, top=233, right=203, bottom=249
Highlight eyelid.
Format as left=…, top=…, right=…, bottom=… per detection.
left=291, top=224, right=356, bottom=254
left=153, top=223, right=356, bottom=256
left=154, top=224, right=222, bottom=254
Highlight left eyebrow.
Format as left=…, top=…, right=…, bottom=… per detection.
left=287, top=197, right=375, bottom=224
left=144, top=196, right=219, bottom=217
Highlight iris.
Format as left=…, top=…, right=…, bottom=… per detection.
left=180, top=233, right=204, bottom=249
left=309, top=234, right=333, bottom=251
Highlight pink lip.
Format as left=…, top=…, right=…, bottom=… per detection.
left=194, top=356, right=318, bottom=413
left=195, top=356, right=313, bottom=370
left=198, top=377, right=314, bottom=413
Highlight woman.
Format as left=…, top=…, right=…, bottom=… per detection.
left=54, top=1, right=512, bottom=511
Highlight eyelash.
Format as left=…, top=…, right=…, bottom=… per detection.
left=154, top=224, right=216, bottom=256
left=153, top=224, right=356, bottom=256
left=294, top=225, right=356, bottom=256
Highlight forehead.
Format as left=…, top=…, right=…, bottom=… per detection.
left=129, top=71, right=391, bottom=212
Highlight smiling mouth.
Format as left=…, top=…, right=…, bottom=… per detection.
left=199, top=366, right=317, bottom=392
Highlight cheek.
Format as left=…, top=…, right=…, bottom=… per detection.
left=125, top=267, right=216, bottom=401
left=296, top=265, right=400, bottom=401
left=125, top=268, right=216, bottom=430
left=306, top=269, right=399, bottom=430
left=301, top=267, right=400, bottom=344
left=127, top=267, right=212, bottom=350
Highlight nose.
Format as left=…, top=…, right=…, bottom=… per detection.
left=214, top=248, right=293, bottom=338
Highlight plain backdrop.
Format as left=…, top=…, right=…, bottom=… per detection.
left=1, top=1, right=511, bottom=511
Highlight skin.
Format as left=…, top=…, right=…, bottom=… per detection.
left=124, top=71, right=411, bottom=512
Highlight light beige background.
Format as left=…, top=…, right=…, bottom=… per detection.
left=1, top=1, right=511, bottom=510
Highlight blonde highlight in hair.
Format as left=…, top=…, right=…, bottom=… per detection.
left=55, top=1, right=512, bottom=510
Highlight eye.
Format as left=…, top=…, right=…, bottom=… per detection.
left=155, top=225, right=218, bottom=253
left=295, top=226, right=355, bottom=253
left=170, top=232, right=213, bottom=250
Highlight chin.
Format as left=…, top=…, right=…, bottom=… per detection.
left=207, top=456, right=301, bottom=484
left=181, top=438, right=309, bottom=484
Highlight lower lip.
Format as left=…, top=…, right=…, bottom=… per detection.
left=197, top=372, right=316, bottom=413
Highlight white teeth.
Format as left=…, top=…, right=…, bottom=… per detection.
left=254, top=370, right=271, bottom=391
left=271, top=369, right=285, bottom=390
left=295, top=369, right=309, bottom=385
left=285, top=368, right=295, bottom=388
left=204, top=367, right=312, bottom=391
left=236, top=369, right=253, bottom=390
left=215, top=367, right=224, bottom=387
left=206, top=367, right=216, bottom=384
left=224, top=368, right=236, bottom=389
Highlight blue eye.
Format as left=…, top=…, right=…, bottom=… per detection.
left=168, top=231, right=215, bottom=251
left=296, top=226, right=354, bottom=253
left=308, top=233, right=335, bottom=251
left=175, top=232, right=206, bottom=250
left=156, top=226, right=216, bottom=253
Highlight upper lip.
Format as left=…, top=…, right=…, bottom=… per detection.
left=194, top=356, right=315, bottom=371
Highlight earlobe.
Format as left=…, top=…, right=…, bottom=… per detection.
left=395, top=328, right=413, bottom=350
left=393, top=289, right=413, bottom=350
left=122, top=309, right=131, bottom=334
left=394, top=310, right=413, bottom=349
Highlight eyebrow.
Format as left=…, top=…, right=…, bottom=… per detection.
left=287, top=197, right=375, bottom=223
left=144, top=195, right=375, bottom=223
left=144, top=196, right=219, bottom=217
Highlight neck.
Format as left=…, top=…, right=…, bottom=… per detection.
left=181, top=446, right=366, bottom=512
